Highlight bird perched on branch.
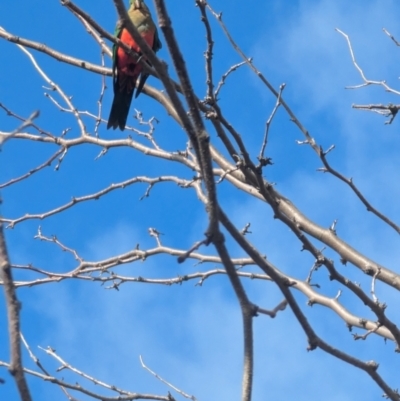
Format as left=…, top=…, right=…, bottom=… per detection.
left=107, top=0, right=162, bottom=131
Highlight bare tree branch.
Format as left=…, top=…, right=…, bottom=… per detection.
left=0, top=26, right=109, bottom=76
left=0, top=224, right=32, bottom=401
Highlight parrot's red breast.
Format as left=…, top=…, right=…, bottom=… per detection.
left=116, top=29, right=155, bottom=94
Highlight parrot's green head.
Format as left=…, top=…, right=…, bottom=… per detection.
left=130, top=0, right=150, bottom=12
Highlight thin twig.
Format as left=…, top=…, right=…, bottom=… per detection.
left=0, top=148, right=64, bottom=189
left=197, top=0, right=215, bottom=102
left=15, top=44, right=87, bottom=136
left=0, top=110, right=39, bottom=147
left=140, top=356, right=197, bottom=401
left=258, top=83, right=285, bottom=161
left=336, top=28, right=400, bottom=95
left=214, top=61, right=246, bottom=99
left=257, top=300, right=288, bottom=318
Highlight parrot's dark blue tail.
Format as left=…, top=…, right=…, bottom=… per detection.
left=107, top=89, right=134, bottom=131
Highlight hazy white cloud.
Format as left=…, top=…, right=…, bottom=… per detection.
left=255, top=0, right=400, bottom=112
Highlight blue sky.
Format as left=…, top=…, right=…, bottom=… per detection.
left=1, top=0, right=400, bottom=400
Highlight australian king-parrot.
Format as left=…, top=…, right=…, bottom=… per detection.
left=107, top=0, right=162, bottom=130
